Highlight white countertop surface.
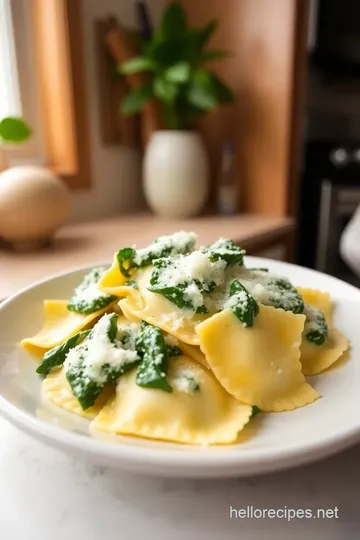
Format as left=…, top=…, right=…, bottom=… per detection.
left=1, top=417, right=359, bottom=539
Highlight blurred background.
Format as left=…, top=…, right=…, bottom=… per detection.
left=1, top=0, right=360, bottom=296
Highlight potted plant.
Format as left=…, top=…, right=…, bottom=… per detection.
left=120, top=1, right=233, bottom=218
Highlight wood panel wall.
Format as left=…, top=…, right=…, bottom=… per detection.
left=180, top=0, right=306, bottom=217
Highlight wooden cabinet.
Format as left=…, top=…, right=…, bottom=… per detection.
left=180, top=0, right=308, bottom=219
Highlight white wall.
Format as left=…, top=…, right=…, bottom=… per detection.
left=69, top=0, right=167, bottom=223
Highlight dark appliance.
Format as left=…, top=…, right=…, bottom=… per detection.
left=310, top=0, right=360, bottom=72
left=298, top=140, right=360, bottom=286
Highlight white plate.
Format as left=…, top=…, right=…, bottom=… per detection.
left=0, top=257, right=359, bottom=478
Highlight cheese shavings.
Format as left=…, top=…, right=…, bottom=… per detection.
left=65, top=314, right=140, bottom=409
left=67, top=267, right=117, bottom=314
left=303, top=304, right=328, bottom=345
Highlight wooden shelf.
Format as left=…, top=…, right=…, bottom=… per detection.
left=0, top=213, right=295, bottom=299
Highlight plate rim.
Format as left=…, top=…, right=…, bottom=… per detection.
left=1, top=257, right=360, bottom=477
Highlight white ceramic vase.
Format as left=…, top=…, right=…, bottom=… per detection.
left=144, top=131, right=209, bottom=218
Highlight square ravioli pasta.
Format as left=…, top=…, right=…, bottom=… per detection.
left=297, top=287, right=349, bottom=375
left=21, top=231, right=350, bottom=447
left=91, top=355, right=252, bottom=445
left=196, top=305, right=319, bottom=412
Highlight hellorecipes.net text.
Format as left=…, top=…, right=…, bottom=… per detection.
left=229, top=505, right=339, bottom=522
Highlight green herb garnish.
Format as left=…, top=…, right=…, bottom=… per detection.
left=168, top=344, right=183, bottom=357
left=304, top=305, right=328, bottom=346
left=251, top=405, right=261, bottom=418
left=201, top=238, right=245, bottom=266
left=266, top=277, right=304, bottom=315
left=149, top=257, right=210, bottom=313
left=125, top=279, right=138, bottom=289
left=116, top=231, right=196, bottom=278
left=67, top=267, right=117, bottom=314
left=226, top=280, right=259, bottom=327
left=66, top=314, right=140, bottom=409
left=36, top=330, right=90, bottom=375
left=184, top=375, right=200, bottom=392
left=135, top=321, right=172, bottom=392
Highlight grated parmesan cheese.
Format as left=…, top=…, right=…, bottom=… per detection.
left=172, top=370, right=200, bottom=393
left=133, top=231, right=197, bottom=265
left=224, top=289, right=248, bottom=310
left=161, top=311, right=185, bottom=330
left=183, top=282, right=204, bottom=311
left=156, top=251, right=226, bottom=289
left=64, top=314, right=139, bottom=386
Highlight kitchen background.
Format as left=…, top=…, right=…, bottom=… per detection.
left=1, top=0, right=360, bottom=293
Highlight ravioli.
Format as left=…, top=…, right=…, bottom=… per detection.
left=300, top=328, right=349, bottom=376
left=297, top=288, right=348, bottom=374
left=25, top=230, right=352, bottom=447
left=179, top=343, right=209, bottom=368
left=42, top=368, right=114, bottom=419
left=21, top=300, right=111, bottom=357
left=91, top=356, right=252, bottom=445
left=297, top=287, right=333, bottom=326
left=119, top=267, right=208, bottom=345
left=196, top=306, right=319, bottom=412
left=97, top=253, right=129, bottom=296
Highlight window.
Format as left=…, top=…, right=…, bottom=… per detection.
left=0, top=0, right=91, bottom=188
left=0, top=0, right=43, bottom=165
left=0, top=0, right=21, bottom=119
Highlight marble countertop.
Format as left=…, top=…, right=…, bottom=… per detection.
left=1, top=417, right=359, bottom=540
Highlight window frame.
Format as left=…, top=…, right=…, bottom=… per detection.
left=1, top=0, right=44, bottom=165
left=2, top=0, right=92, bottom=189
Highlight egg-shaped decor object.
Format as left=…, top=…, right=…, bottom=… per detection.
left=0, top=165, right=70, bottom=249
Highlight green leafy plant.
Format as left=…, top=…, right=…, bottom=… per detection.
left=119, top=2, right=234, bottom=129
left=0, top=116, right=31, bottom=144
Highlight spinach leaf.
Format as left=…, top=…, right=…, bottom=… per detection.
left=251, top=405, right=261, bottom=418
left=167, top=344, right=183, bottom=357
left=135, top=321, right=172, bottom=392
left=149, top=282, right=209, bottom=313
left=116, top=247, right=137, bottom=278
left=184, top=375, right=200, bottom=392
left=66, top=375, right=103, bottom=411
left=107, top=312, right=118, bottom=342
left=125, top=279, right=138, bottom=289
left=148, top=257, right=209, bottom=313
left=120, top=327, right=139, bottom=351
left=304, top=305, right=328, bottom=346
left=201, top=238, right=245, bottom=266
left=266, top=277, right=304, bottom=315
left=36, top=330, right=90, bottom=375
left=67, top=267, right=117, bottom=314
left=66, top=313, right=140, bottom=409
left=116, top=231, right=196, bottom=278
left=227, top=280, right=259, bottom=327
